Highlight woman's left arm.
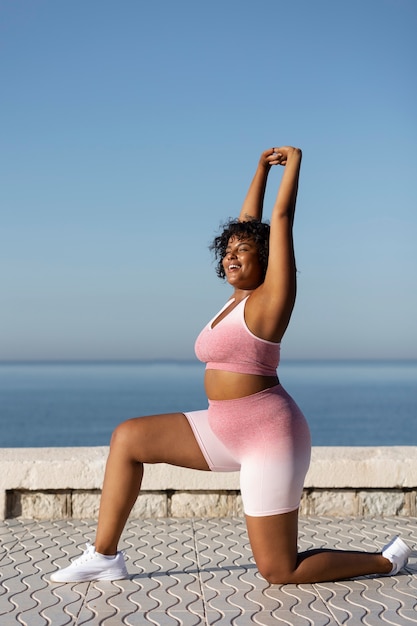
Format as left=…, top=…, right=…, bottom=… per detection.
left=248, top=146, right=302, bottom=342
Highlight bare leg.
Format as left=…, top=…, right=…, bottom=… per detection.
left=95, top=413, right=210, bottom=555
left=246, top=510, right=392, bottom=584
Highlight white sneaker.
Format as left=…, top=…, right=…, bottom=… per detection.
left=382, top=536, right=412, bottom=575
left=50, top=542, right=129, bottom=583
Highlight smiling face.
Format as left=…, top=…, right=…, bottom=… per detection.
left=222, top=236, right=264, bottom=290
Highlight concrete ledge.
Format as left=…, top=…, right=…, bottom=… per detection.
left=1, top=446, right=417, bottom=520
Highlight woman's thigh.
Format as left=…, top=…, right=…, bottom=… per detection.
left=245, top=510, right=299, bottom=582
left=111, top=412, right=211, bottom=471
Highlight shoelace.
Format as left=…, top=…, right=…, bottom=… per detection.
left=73, top=542, right=96, bottom=566
left=73, top=542, right=125, bottom=565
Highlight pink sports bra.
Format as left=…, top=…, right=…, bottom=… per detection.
left=194, top=296, right=280, bottom=376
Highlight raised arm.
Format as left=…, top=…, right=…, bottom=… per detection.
left=246, top=146, right=302, bottom=342
left=270, top=146, right=301, bottom=227
left=238, top=149, right=277, bottom=222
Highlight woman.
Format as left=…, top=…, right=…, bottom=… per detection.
left=51, top=146, right=411, bottom=584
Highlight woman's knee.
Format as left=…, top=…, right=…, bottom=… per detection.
left=110, top=418, right=143, bottom=455
left=256, top=556, right=295, bottom=585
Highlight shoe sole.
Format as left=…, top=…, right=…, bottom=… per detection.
left=50, top=570, right=129, bottom=583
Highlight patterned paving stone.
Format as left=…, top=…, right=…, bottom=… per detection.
left=0, top=517, right=416, bottom=625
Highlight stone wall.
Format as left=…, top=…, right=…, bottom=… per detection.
left=2, top=447, right=417, bottom=520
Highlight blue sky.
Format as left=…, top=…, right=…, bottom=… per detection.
left=2, top=0, right=416, bottom=361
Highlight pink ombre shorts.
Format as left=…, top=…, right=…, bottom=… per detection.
left=184, top=385, right=311, bottom=517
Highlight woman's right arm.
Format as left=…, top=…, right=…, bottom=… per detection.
left=238, top=149, right=277, bottom=222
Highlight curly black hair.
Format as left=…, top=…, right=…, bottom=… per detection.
left=209, top=218, right=270, bottom=279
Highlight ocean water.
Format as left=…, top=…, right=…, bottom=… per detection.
left=0, top=360, right=416, bottom=448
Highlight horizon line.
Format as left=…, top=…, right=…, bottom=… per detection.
left=1, top=357, right=416, bottom=365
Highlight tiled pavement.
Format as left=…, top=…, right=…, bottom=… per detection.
left=1, top=516, right=416, bottom=625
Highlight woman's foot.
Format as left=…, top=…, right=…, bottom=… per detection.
left=382, top=536, right=412, bottom=575
left=50, top=542, right=129, bottom=583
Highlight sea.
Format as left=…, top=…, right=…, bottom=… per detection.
left=0, top=360, right=416, bottom=448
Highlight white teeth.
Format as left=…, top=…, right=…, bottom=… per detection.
left=229, top=264, right=240, bottom=269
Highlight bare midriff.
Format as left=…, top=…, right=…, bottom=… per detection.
left=204, top=369, right=279, bottom=401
